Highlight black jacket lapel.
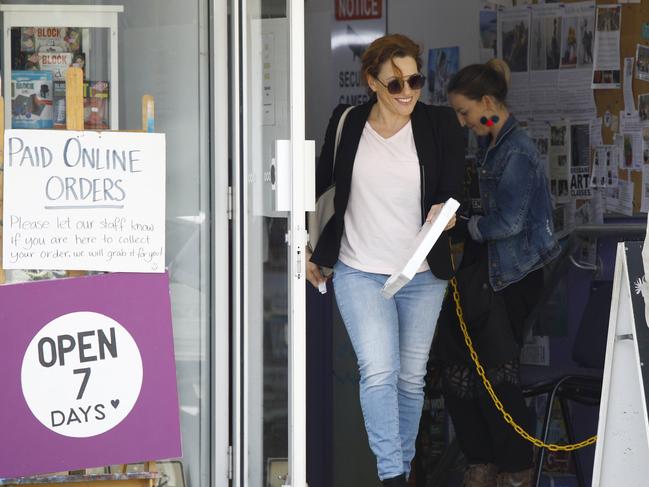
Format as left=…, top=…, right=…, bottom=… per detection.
left=411, top=102, right=437, bottom=214
left=334, top=100, right=374, bottom=219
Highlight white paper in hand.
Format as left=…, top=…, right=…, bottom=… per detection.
left=381, top=198, right=460, bottom=299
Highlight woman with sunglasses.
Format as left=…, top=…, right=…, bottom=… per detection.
left=433, top=60, right=560, bottom=487
left=306, top=34, right=465, bottom=486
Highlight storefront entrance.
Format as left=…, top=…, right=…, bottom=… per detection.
left=230, top=0, right=311, bottom=486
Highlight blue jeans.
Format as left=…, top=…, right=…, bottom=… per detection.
left=333, top=261, right=447, bottom=480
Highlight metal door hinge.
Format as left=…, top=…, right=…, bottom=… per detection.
left=227, top=186, right=233, bottom=220
left=227, top=445, right=233, bottom=479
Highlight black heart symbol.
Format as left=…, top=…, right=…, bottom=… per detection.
left=111, top=399, right=120, bottom=409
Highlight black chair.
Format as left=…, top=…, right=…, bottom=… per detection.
left=522, top=279, right=611, bottom=487
left=421, top=240, right=610, bottom=487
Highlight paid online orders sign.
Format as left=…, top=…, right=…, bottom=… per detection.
left=0, top=272, right=181, bottom=478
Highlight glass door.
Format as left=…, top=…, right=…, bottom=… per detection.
left=232, top=0, right=311, bottom=485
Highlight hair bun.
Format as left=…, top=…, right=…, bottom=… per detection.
left=487, top=58, right=511, bottom=88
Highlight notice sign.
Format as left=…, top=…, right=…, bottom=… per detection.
left=0, top=272, right=181, bottom=478
left=331, top=0, right=385, bottom=107
left=3, top=130, right=165, bottom=273
left=335, top=0, right=382, bottom=20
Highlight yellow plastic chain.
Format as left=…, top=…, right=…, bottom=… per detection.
left=449, top=277, right=597, bottom=452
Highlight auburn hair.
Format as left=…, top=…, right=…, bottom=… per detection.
left=361, top=34, right=422, bottom=84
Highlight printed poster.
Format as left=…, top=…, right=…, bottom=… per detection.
left=480, top=9, right=498, bottom=62
left=498, top=6, right=531, bottom=119
left=620, top=110, right=644, bottom=170
left=549, top=121, right=571, bottom=204
left=637, top=44, right=649, bottom=82
left=570, top=122, right=592, bottom=199
left=639, top=93, right=649, bottom=124
left=592, top=5, right=622, bottom=89
left=529, top=4, right=562, bottom=119
left=528, top=120, right=551, bottom=180
left=428, top=46, right=459, bottom=106
left=559, top=2, right=597, bottom=121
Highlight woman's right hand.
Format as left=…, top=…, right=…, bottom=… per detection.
left=306, top=249, right=327, bottom=289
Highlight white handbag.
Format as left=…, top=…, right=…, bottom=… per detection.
left=307, top=105, right=354, bottom=264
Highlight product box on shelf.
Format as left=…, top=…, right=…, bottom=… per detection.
left=83, top=80, right=110, bottom=129
left=11, top=70, right=53, bottom=129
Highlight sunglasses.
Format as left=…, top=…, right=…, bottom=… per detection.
left=376, top=73, right=426, bottom=94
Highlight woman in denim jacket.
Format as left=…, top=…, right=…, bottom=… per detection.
left=433, top=60, right=560, bottom=487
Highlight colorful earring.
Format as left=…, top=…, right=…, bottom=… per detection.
left=480, top=115, right=500, bottom=127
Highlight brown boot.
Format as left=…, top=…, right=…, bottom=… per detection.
left=496, top=467, right=533, bottom=487
left=463, top=463, right=498, bottom=487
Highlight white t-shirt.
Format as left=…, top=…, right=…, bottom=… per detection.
left=338, top=120, right=429, bottom=274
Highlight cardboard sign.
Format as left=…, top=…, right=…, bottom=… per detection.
left=0, top=272, right=181, bottom=478
left=3, top=130, right=166, bottom=272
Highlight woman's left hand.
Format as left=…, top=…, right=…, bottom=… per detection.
left=426, top=203, right=456, bottom=230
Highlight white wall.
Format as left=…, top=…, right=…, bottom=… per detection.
left=306, top=0, right=489, bottom=154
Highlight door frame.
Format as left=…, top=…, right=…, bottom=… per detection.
left=211, top=0, right=232, bottom=484
left=230, top=0, right=310, bottom=484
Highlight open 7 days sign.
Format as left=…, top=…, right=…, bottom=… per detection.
left=0, top=272, right=181, bottom=478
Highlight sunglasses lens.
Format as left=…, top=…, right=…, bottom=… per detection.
left=408, top=74, right=425, bottom=90
left=386, top=79, right=403, bottom=94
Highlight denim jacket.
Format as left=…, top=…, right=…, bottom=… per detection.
left=467, top=116, right=560, bottom=291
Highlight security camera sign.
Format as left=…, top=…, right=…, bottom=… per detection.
left=0, top=272, right=181, bottom=478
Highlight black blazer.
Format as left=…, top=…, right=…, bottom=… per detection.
left=311, top=99, right=466, bottom=280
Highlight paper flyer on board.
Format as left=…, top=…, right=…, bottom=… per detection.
left=480, top=8, right=498, bottom=62
left=498, top=6, right=531, bottom=119
left=592, top=4, right=622, bottom=89
left=640, top=94, right=649, bottom=124
left=529, top=4, right=562, bottom=119
left=591, top=145, right=611, bottom=188
left=428, top=47, right=459, bottom=106
left=570, top=122, right=592, bottom=199
left=636, top=44, right=649, bottom=82
left=642, top=166, right=649, bottom=213
left=606, top=179, right=634, bottom=215
left=620, top=111, right=644, bottom=170
left=553, top=205, right=569, bottom=239
left=549, top=121, right=571, bottom=203
left=574, top=200, right=598, bottom=265
left=528, top=121, right=551, bottom=180
left=559, top=1, right=597, bottom=120
left=590, top=117, right=603, bottom=147
left=624, top=57, right=637, bottom=113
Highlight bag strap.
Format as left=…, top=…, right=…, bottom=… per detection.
left=331, top=105, right=354, bottom=182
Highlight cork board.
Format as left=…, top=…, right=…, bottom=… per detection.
left=590, top=0, right=649, bottom=213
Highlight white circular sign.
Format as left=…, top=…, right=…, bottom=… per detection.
left=21, top=311, right=143, bottom=438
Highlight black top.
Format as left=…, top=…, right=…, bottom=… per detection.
left=310, top=99, right=466, bottom=280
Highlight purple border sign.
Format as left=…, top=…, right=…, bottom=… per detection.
left=0, top=272, right=181, bottom=478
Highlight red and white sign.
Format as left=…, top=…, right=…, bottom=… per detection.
left=335, top=0, right=382, bottom=21
left=331, top=0, right=386, bottom=106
